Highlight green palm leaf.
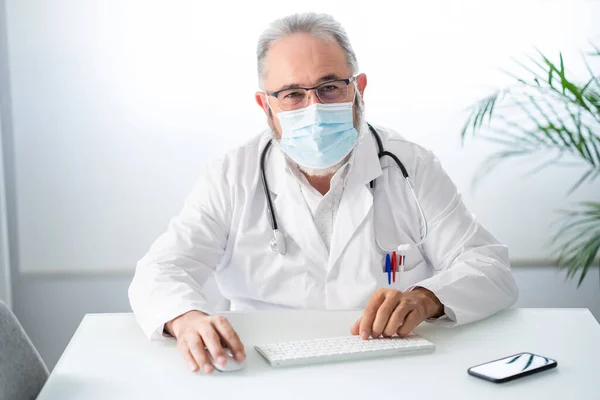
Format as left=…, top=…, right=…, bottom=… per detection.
left=555, top=202, right=600, bottom=286
left=461, top=46, right=600, bottom=286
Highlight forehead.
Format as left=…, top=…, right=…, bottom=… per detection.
left=263, top=33, right=352, bottom=90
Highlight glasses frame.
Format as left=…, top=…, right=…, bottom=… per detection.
left=265, top=75, right=357, bottom=110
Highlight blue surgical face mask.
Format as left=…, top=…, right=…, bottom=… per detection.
left=276, top=102, right=358, bottom=170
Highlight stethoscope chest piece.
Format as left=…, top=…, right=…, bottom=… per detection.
left=270, top=229, right=286, bottom=255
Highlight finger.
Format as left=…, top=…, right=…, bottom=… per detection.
left=383, top=303, right=411, bottom=337
left=359, top=291, right=386, bottom=339
left=185, top=335, right=213, bottom=374
left=212, top=316, right=246, bottom=361
left=397, top=310, right=424, bottom=337
left=199, top=325, right=227, bottom=367
left=371, top=296, right=402, bottom=337
left=350, top=317, right=361, bottom=335
left=177, top=340, right=199, bottom=372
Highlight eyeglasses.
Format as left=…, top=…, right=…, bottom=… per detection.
left=265, top=76, right=356, bottom=111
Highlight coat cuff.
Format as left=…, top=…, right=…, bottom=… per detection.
left=137, top=301, right=214, bottom=341
left=405, top=283, right=458, bottom=327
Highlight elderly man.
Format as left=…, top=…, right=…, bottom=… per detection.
left=129, top=12, right=518, bottom=374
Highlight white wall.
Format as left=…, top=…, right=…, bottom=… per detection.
left=4, top=0, right=600, bottom=275
left=0, top=110, right=10, bottom=307
left=0, top=0, right=11, bottom=307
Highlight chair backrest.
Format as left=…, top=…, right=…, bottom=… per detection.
left=0, top=301, right=48, bottom=400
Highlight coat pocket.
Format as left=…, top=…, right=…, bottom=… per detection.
left=374, top=246, right=428, bottom=291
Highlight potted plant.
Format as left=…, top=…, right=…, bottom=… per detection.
left=461, top=45, right=600, bottom=286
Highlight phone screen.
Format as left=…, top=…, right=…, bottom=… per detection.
left=469, top=353, right=556, bottom=381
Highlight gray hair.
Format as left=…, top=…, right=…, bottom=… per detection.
left=256, top=12, right=359, bottom=87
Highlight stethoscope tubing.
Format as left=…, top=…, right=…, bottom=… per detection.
left=260, top=123, right=428, bottom=256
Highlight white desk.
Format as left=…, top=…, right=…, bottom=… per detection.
left=38, top=309, right=600, bottom=400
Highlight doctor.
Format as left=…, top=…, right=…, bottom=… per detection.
left=129, top=12, right=518, bottom=374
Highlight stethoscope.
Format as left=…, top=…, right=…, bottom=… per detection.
left=260, top=123, right=429, bottom=282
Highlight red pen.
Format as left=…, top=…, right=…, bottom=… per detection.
left=391, top=251, right=397, bottom=283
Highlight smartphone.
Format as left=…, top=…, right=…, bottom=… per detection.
left=468, top=352, right=557, bottom=383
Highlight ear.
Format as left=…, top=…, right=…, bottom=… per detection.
left=255, top=92, right=270, bottom=115
left=355, top=73, right=367, bottom=100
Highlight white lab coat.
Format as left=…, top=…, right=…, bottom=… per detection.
left=129, top=125, right=518, bottom=340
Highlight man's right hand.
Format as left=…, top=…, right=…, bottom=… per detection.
left=165, top=311, right=246, bottom=374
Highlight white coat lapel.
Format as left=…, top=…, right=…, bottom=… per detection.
left=264, top=137, right=329, bottom=268
left=328, top=131, right=382, bottom=269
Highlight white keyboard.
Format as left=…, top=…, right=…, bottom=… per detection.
left=254, top=333, right=435, bottom=367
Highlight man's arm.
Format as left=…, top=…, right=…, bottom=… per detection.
left=407, top=150, right=519, bottom=326
left=128, top=157, right=232, bottom=340
left=128, top=156, right=247, bottom=374
left=352, top=148, right=518, bottom=338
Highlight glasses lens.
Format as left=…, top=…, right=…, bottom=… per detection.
left=277, top=89, right=307, bottom=110
left=317, top=81, right=348, bottom=103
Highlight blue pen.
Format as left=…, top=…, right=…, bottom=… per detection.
left=385, top=254, right=391, bottom=285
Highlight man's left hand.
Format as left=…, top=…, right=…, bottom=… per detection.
left=351, top=288, right=444, bottom=339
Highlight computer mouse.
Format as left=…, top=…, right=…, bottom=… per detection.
left=208, top=349, right=245, bottom=372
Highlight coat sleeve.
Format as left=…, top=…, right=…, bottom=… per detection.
left=406, top=151, right=519, bottom=326
left=128, top=157, right=232, bottom=340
